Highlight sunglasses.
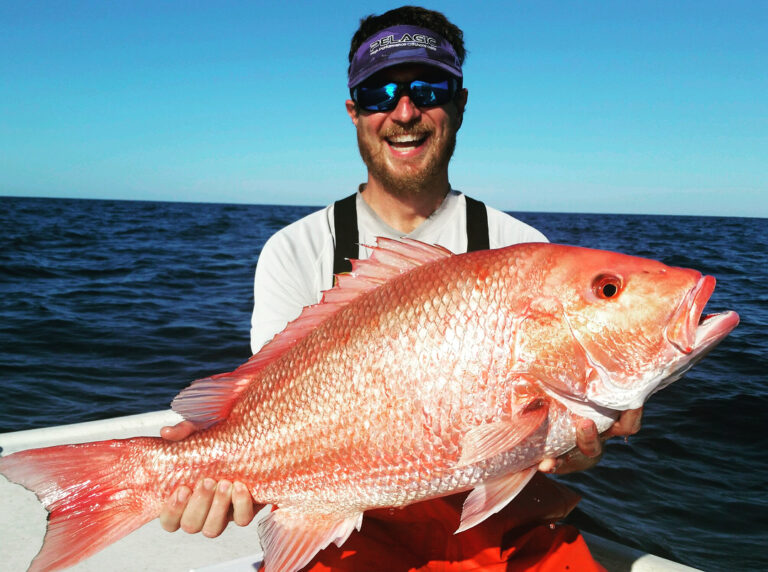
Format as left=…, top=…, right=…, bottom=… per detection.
left=351, top=77, right=460, bottom=112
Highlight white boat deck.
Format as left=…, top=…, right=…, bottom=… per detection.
left=0, top=412, right=698, bottom=572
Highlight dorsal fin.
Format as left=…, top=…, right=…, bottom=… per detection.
left=171, top=237, right=454, bottom=426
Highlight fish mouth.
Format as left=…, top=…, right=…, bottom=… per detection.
left=667, top=275, right=739, bottom=355
left=693, top=310, right=740, bottom=353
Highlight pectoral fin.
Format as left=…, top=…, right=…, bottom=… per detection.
left=458, top=399, right=548, bottom=466
left=257, top=507, right=363, bottom=572
left=456, top=467, right=537, bottom=533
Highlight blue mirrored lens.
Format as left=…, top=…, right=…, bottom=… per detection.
left=354, top=79, right=455, bottom=111
left=409, top=80, right=452, bottom=106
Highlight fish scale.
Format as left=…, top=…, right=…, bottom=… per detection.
left=0, top=238, right=738, bottom=572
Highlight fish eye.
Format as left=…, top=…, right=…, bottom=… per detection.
left=592, top=274, right=622, bottom=299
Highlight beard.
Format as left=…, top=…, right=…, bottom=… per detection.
left=356, top=123, right=457, bottom=196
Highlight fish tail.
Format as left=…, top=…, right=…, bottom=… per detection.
left=0, top=437, right=158, bottom=572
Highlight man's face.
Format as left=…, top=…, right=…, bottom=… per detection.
left=346, top=64, right=467, bottom=195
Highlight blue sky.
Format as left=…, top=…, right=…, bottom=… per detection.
left=1, top=1, right=765, bottom=216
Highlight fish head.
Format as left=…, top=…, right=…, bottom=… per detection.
left=533, top=244, right=739, bottom=410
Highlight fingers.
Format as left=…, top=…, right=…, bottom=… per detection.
left=537, top=419, right=603, bottom=475
left=160, top=420, right=198, bottom=442
left=537, top=457, right=558, bottom=472
left=607, top=407, right=643, bottom=437
left=201, top=480, right=235, bottom=538
left=159, top=485, right=192, bottom=532
left=163, top=478, right=257, bottom=538
left=575, top=418, right=602, bottom=458
left=571, top=410, right=644, bottom=460
left=231, top=482, right=256, bottom=527
left=179, top=478, right=217, bottom=534
left=551, top=448, right=603, bottom=474
left=556, top=419, right=604, bottom=474
left=537, top=410, right=645, bottom=476
left=204, top=481, right=255, bottom=534
left=537, top=450, right=602, bottom=475
left=159, top=478, right=256, bottom=537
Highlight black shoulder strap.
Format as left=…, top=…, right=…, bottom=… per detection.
left=333, top=193, right=490, bottom=277
left=465, top=195, right=490, bottom=252
left=333, top=193, right=359, bottom=275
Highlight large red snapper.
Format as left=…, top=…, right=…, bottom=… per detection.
left=0, top=238, right=738, bottom=572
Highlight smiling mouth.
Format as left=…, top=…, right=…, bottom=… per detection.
left=386, top=133, right=429, bottom=152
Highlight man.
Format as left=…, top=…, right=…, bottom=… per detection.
left=160, top=6, right=642, bottom=569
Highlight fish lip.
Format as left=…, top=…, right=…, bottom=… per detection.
left=647, top=308, right=739, bottom=400
left=693, top=310, right=740, bottom=351
left=667, top=275, right=715, bottom=353
left=667, top=275, right=740, bottom=355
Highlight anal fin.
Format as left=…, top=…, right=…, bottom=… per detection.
left=257, top=507, right=363, bottom=572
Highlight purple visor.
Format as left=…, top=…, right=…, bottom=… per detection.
left=348, top=25, right=462, bottom=89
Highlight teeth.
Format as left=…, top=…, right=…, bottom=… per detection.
left=387, top=135, right=425, bottom=144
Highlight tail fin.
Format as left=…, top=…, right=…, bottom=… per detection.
left=0, top=438, right=158, bottom=572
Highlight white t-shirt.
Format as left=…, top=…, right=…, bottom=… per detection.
left=250, top=190, right=547, bottom=353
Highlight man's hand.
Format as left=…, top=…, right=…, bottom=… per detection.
left=537, top=407, right=643, bottom=474
left=158, top=421, right=256, bottom=537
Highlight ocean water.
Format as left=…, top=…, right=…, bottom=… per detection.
left=0, top=197, right=766, bottom=571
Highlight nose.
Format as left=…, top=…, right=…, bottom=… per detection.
left=389, top=93, right=421, bottom=124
